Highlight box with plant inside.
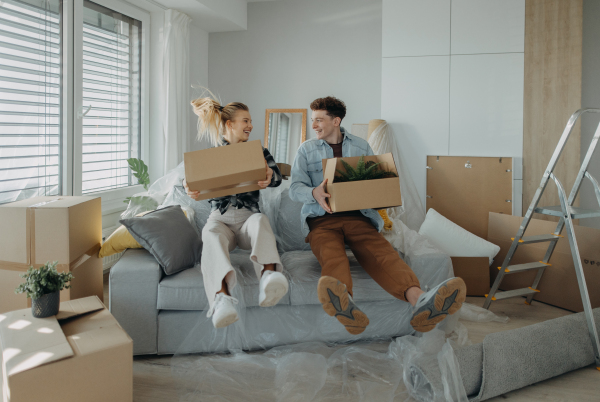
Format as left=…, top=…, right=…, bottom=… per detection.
left=15, top=261, right=74, bottom=318
left=322, top=153, right=402, bottom=212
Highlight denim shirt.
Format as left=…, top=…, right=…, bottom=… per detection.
left=289, top=127, right=384, bottom=236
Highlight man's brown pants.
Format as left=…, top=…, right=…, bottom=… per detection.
left=307, top=215, right=420, bottom=302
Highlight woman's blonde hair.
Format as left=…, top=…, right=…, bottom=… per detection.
left=191, top=89, right=249, bottom=147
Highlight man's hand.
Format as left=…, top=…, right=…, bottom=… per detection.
left=312, top=178, right=332, bottom=213
left=183, top=178, right=200, bottom=201
left=257, top=160, right=273, bottom=189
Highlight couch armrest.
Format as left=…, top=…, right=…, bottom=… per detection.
left=109, top=249, right=162, bottom=355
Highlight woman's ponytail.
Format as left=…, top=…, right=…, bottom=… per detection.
left=191, top=89, right=250, bottom=147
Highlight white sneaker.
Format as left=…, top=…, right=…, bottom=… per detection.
left=207, top=293, right=239, bottom=328
left=258, top=270, right=289, bottom=307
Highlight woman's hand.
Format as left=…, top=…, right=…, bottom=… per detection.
left=257, top=160, right=273, bottom=189
left=183, top=178, right=200, bottom=201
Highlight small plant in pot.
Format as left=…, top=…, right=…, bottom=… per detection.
left=15, top=261, right=74, bottom=318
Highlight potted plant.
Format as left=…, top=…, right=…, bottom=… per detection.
left=15, top=261, right=74, bottom=318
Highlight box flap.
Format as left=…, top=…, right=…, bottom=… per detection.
left=0, top=309, right=73, bottom=377
left=56, top=296, right=104, bottom=321
left=68, top=323, right=131, bottom=356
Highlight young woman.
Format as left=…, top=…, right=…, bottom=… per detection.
left=184, top=94, right=288, bottom=329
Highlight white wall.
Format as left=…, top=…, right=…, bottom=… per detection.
left=580, top=0, right=600, bottom=230
left=382, top=0, right=525, bottom=207
left=206, top=0, right=382, bottom=149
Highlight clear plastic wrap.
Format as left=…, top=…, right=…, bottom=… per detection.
left=121, top=165, right=509, bottom=401
left=120, top=161, right=186, bottom=219
left=367, top=122, right=426, bottom=232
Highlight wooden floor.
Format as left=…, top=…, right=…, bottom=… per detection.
left=103, top=274, right=600, bottom=401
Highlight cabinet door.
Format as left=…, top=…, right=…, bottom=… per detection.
left=451, top=0, right=525, bottom=54
left=382, top=56, right=450, bottom=205
left=449, top=53, right=524, bottom=157
left=383, top=0, right=450, bottom=57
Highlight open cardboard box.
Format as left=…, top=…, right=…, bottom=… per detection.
left=487, top=212, right=600, bottom=312
left=277, top=162, right=292, bottom=179
left=0, top=296, right=132, bottom=402
left=184, top=140, right=266, bottom=201
left=451, top=257, right=491, bottom=296
left=322, top=153, right=402, bottom=212
left=0, top=197, right=103, bottom=314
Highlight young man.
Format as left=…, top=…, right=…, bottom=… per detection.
left=289, top=96, right=466, bottom=335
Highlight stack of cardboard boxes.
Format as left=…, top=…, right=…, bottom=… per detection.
left=0, top=196, right=104, bottom=314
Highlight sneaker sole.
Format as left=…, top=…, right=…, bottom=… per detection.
left=259, top=280, right=288, bottom=307
left=317, top=276, right=369, bottom=335
left=410, top=277, right=466, bottom=333
left=213, top=311, right=239, bottom=329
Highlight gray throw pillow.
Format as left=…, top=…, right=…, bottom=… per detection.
left=120, top=205, right=201, bottom=275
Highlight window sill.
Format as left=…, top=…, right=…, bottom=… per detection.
left=85, top=185, right=145, bottom=215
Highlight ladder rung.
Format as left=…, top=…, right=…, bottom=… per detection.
left=534, top=206, right=600, bottom=219
left=512, top=234, right=562, bottom=244
left=498, top=261, right=550, bottom=273
left=492, top=287, right=540, bottom=300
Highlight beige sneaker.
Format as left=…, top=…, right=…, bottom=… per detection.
left=410, top=277, right=466, bottom=333
left=317, top=276, right=369, bottom=335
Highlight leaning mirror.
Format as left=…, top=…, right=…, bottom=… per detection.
left=264, top=109, right=307, bottom=164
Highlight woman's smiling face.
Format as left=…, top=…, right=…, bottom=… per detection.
left=225, top=110, right=253, bottom=143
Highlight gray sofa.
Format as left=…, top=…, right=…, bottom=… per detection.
left=109, top=186, right=452, bottom=355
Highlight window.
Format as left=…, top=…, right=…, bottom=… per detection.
left=80, top=0, right=141, bottom=194
left=0, top=0, right=62, bottom=204
left=0, top=0, right=148, bottom=206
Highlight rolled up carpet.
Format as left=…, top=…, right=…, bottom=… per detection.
left=409, top=307, right=600, bottom=401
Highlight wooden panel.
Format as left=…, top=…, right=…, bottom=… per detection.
left=426, top=156, right=513, bottom=240
left=523, top=0, right=582, bottom=220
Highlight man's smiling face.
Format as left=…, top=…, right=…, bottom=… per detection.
left=311, top=110, right=339, bottom=140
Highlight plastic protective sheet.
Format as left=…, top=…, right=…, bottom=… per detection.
left=136, top=156, right=507, bottom=401
left=367, top=122, right=426, bottom=232
left=120, top=161, right=187, bottom=219
left=171, top=304, right=507, bottom=402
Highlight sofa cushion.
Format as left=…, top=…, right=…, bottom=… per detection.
left=283, top=249, right=452, bottom=306
left=283, top=250, right=399, bottom=306
left=158, top=250, right=290, bottom=310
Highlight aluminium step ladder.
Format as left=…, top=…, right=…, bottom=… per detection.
left=483, top=108, right=600, bottom=369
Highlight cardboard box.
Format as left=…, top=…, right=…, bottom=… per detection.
left=323, top=153, right=402, bottom=212
left=487, top=212, right=600, bottom=312
left=426, top=156, right=514, bottom=240
left=277, top=162, right=292, bottom=178
left=451, top=257, right=490, bottom=296
left=184, top=140, right=267, bottom=201
left=0, top=197, right=103, bottom=314
left=0, top=296, right=132, bottom=402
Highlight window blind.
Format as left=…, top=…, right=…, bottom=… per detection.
left=81, top=0, right=141, bottom=194
left=0, top=0, right=61, bottom=204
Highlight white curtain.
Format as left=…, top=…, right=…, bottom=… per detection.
left=162, top=9, right=192, bottom=173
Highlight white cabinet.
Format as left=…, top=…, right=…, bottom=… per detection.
left=451, top=0, right=525, bottom=54
left=382, top=0, right=450, bottom=57
left=382, top=56, right=450, bottom=205
left=449, top=53, right=524, bottom=157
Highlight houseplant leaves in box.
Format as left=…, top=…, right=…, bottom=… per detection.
left=334, top=155, right=398, bottom=183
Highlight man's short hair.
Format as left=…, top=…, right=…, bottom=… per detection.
left=310, top=96, right=346, bottom=121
